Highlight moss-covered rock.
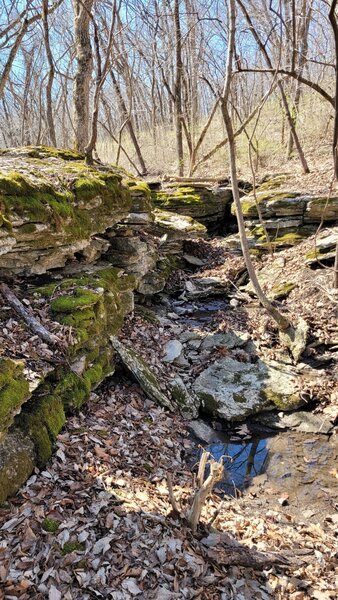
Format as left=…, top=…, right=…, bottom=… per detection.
left=194, top=356, right=310, bottom=421
left=0, top=147, right=132, bottom=275
left=152, top=184, right=232, bottom=232
left=0, top=358, right=31, bottom=438
left=111, top=337, right=174, bottom=410
left=0, top=429, right=35, bottom=502
left=17, top=391, right=66, bottom=467
left=305, top=196, right=338, bottom=222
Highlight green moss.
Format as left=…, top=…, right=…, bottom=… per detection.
left=0, top=359, right=30, bottom=434
left=271, top=282, right=297, bottom=298
left=135, top=305, right=159, bottom=324
left=153, top=189, right=203, bottom=206
left=233, top=191, right=300, bottom=218
left=310, top=196, right=338, bottom=206
left=73, top=176, right=107, bottom=201
left=50, top=289, right=101, bottom=314
left=170, top=384, right=187, bottom=406
left=271, top=232, right=305, bottom=244
left=42, top=518, right=60, bottom=533
left=0, top=211, right=12, bottom=231
left=60, top=541, right=85, bottom=555
left=24, top=146, right=84, bottom=161
left=2, top=187, right=74, bottom=229
left=34, top=283, right=59, bottom=298
left=143, top=463, right=153, bottom=473
left=0, top=172, right=35, bottom=195
left=53, top=369, right=89, bottom=411
left=263, top=389, right=300, bottom=410
left=258, top=175, right=287, bottom=190
left=198, top=391, right=219, bottom=415
left=16, top=393, right=66, bottom=467
left=124, top=180, right=151, bottom=196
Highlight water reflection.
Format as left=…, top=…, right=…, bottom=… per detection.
left=197, top=437, right=269, bottom=496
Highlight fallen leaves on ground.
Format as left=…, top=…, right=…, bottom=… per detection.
left=0, top=378, right=337, bottom=599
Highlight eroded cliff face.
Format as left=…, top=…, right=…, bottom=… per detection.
left=0, top=146, right=206, bottom=501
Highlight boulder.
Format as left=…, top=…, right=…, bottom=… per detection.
left=193, top=356, right=311, bottom=421
left=304, top=196, right=338, bottom=223
left=253, top=410, right=335, bottom=434
left=231, top=181, right=337, bottom=252
left=184, top=275, right=229, bottom=298
left=305, top=231, right=338, bottom=265
left=163, top=340, right=183, bottom=363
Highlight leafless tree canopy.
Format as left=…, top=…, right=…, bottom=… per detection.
left=0, top=0, right=336, bottom=175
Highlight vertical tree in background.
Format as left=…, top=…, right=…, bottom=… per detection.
left=42, top=0, right=57, bottom=146
left=329, top=0, right=338, bottom=180
left=174, top=0, right=184, bottom=175
left=73, top=0, right=93, bottom=152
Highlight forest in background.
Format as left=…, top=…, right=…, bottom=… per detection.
left=0, top=0, right=336, bottom=178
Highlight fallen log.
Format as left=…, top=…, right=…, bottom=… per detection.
left=0, top=282, right=63, bottom=348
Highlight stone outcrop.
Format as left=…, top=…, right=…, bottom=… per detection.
left=0, top=146, right=208, bottom=502
left=151, top=182, right=232, bottom=233
left=0, top=265, right=135, bottom=501
left=229, top=176, right=338, bottom=252
left=111, top=337, right=174, bottom=411
left=0, top=146, right=132, bottom=275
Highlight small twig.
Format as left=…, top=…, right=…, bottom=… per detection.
left=166, top=473, right=181, bottom=515
left=208, top=494, right=227, bottom=528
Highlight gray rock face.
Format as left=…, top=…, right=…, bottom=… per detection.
left=254, top=411, right=335, bottom=434
left=168, top=376, right=198, bottom=419
left=193, top=357, right=306, bottom=421
left=188, top=419, right=220, bottom=443
left=230, top=182, right=338, bottom=251
left=152, top=183, right=232, bottom=232
left=163, top=340, right=183, bottom=363
left=184, top=276, right=229, bottom=298
left=0, top=151, right=132, bottom=276
left=111, top=337, right=174, bottom=411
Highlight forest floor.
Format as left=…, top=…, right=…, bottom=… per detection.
left=1, top=227, right=338, bottom=599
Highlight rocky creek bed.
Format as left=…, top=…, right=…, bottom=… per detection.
left=0, top=147, right=337, bottom=598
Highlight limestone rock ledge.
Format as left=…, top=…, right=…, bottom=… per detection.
left=0, top=147, right=208, bottom=502
left=229, top=176, right=338, bottom=252
left=0, top=146, right=132, bottom=275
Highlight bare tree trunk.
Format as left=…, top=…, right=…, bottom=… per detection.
left=287, top=0, right=312, bottom=158
left=174, top=0, right=184, bottom=176
left=333, top=241, right=338, bottom=288
left=329, top=0, right=338, bottom=180
left=42, top=0, right=57, bottom=146
left=73, top=0, right=93, bottom=152
left=222, top=0, right=291, bottom=332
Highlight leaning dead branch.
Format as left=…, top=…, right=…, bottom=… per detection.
left=187, top=454, right=224, bottom=534
left=0, top=282, right=63, bottom=348
left=167, top=449, right=224, bottom=535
